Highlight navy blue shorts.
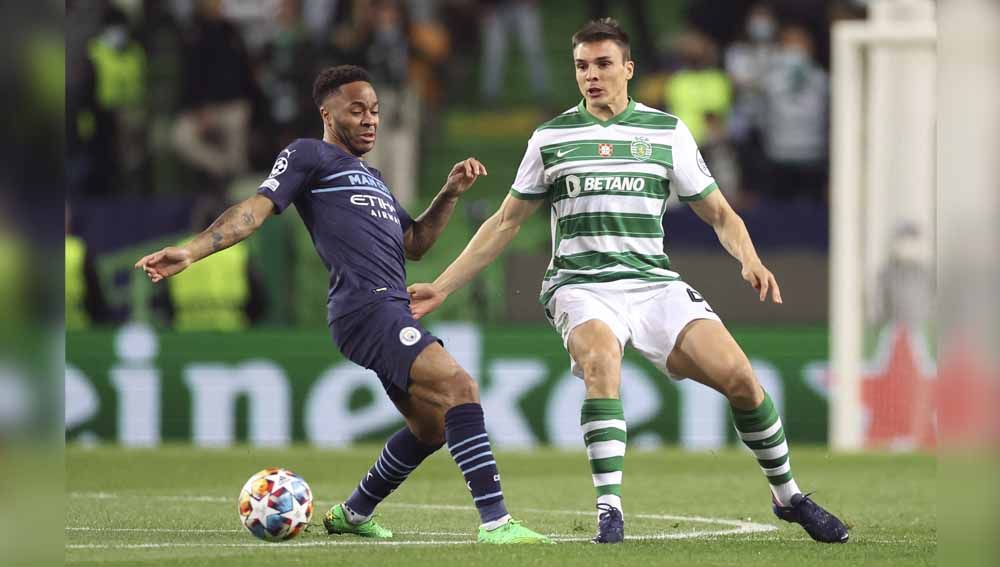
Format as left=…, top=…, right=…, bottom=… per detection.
left=330, top=298, right=441, bottom=402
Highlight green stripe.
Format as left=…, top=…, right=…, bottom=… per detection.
left=757, top=455, right=789, bottom=470
left=576, top=98, right=637, bottom=128
left=743, top=430, right=786, bottom=451
left=536, top=111, right=590, bottom=131
left=590, top=456, right=624, bottom=475
left=509, top=187, right=548, bottom=200
left=595, top=484, right=621, bottom=497
left=731, top=392, right=779, bottom=433
left=550, top=173, right=669, bottom=203
left=541, top=272, right=678, bottom=305
left=584, top=427, right=627, bottom=444
left=558, top=212, right=663, bottom=239
left=618, top=111, right=679, bottom=130
left=545, top=251, right=671, bottom=278
left=767, top=471, right=794, bottom=486
left=540, top=139, right=672, bottom=169
left=678, top=181, right=719, bottom=202
left=581, top=398, right=624, bottom=420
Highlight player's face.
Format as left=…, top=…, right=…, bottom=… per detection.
left=322, top=81, right=380, bottom=156
left=574, top=40, right=634, bottom=107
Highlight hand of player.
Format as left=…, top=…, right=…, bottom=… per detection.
left=407, top=283, right=448, bottom=319
left=134, top=246, right=194, bottom=283
left=443, top=157, right=488, bottom=197
left=741, top=260, right=783, bottom=304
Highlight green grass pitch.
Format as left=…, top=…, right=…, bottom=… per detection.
left=67, top=445, right=935, bottom=565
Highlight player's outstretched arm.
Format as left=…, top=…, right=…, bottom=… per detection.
left=408, top=193, right=543, bottom=319
left=134, top=194, right=275, bottom=283
left=404, top=157, right=487, bottom=260
left=688, top=190, right=782, bottom=304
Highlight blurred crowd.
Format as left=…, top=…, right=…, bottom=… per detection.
left=66, top=0, right=867, bottom=331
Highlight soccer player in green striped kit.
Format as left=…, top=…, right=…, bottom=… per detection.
left=409, top=18, right=848, bottom=544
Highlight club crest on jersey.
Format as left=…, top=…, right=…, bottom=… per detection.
left=399, top=326, right=422, bottom=346
left=630, top=137, right=652, bottom=161
left=597, top=143, right=614, bottom=157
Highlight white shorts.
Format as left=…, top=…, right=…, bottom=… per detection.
left=545, top=280, right=722, bottom=379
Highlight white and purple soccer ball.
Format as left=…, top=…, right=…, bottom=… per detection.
left=237, top=467, right=313, bottom=542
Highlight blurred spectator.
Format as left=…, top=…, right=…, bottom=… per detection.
left=588, top=0, right=656, bottom=69
left=758, top=24, right=829, bottom=202
left=479, top=0, right=550, bottom=104
left=65, top=206, right=111, bottom=329
left=136, top=0, right=186, bottom=195
left=331, top=0, right=421, bottom=204
left=172, top=0, right=256, bottom=198
left=67, top=6, right=147, bottom=197
left=664, top=31, right=731, bottom=144
left=257, top=0, right=321, bottom=155
left=725, top=2, right=779, bottom=200
left=157, top=201, right=266, bottom=331
left=663, top=31, right=739, bottom=203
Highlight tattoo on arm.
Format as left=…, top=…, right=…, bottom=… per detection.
left=195, top=202, right=260, bottom=257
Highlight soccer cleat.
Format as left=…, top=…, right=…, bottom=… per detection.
left=591, top=503, right=625, bottom=544
left=477, top=519, right=554, bottom=544
left=773, top=493, right=850, bottom=543
left=323, top=504, right=393, bottom=539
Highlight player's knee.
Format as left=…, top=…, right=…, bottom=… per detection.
left=410, top=421, right=446, bottom=446
left=439, top=368, right=479, bottom=407
left=579, top=348, right=620, bottom=380
left=722, top=359, right=761, bottom=408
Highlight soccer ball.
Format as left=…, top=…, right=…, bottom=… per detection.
left=237, top=467, right=314, bottom=542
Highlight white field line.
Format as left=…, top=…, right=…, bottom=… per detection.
left=66, top=491, right=778, bottom=549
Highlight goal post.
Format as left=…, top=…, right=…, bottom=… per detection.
left=829, top=2, right=937, bottom=451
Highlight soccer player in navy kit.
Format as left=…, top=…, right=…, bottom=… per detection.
left=135, top=65, right=551, bottom=544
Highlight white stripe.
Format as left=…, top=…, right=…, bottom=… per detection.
left=586, top=440, right=626, bottom=460
left=451, top=441, right=491, bottom=460
left=320, top=169, right=379, bottom=182
left=382, top=447, right=416, bottom=470
left=592, top=471, right=623, bottom=486
left=547, top=160, right=669, bottom=180
left=581, top=419, right=627, bottom=434
left=552, top=195, right=664, bottom=218
left=358, top=484, right=384, bottom=502
left=456, top=450, right=494, bottom=469
left=461, top=460, right=497, bottom=474
left=447, top=433, right=488, bottom=453
left=761, top=462, right=792, bottom=477
left=311, top=186, right=388, bottom=195
left=753, top=440, right=789, bottom=461
left=374, top=460, right=404, bottom=482
left=739, top=419, right=783, bottom=442
left=557, top=234, right=665, bottom=257
left=472, top=490, right=504, bottom=502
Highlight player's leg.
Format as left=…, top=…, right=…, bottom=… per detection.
left=667, top=319, right=849, bottom=543
left=407, top=342, right=551, bottom=543
left=550, top=285, right=630, bottom=543
left=328, top=394, right=445, bottom=538
left=566, top=320, right=627, bottom=544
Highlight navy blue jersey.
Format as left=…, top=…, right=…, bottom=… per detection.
left=256, top=138, right=414, bottom=322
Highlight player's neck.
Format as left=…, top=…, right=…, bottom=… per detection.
left=323, top=129, right=365, bottom=158
left=585, top=94, right=630, bottom=121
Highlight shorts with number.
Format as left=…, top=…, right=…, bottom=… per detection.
left=331, top=298, right=441, bottom=402
left=545, top=280, right=722, bottom=379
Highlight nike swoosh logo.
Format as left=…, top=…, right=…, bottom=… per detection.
left=556, top=147, right=580, bottom=158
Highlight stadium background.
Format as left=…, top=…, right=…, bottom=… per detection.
left=66, top=0, right=871, bottom=450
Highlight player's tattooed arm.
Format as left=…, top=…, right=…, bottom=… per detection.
left=688, top=190, right=782, bottom=304
left=404, top=157, right=487, bottom=260
left=134, top=195, right=275, bottom=283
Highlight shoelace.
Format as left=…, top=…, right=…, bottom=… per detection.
left=596, top=503, right=621, bottom=522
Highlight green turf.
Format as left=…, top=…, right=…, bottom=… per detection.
left=66, top=445, right=935, bottom=565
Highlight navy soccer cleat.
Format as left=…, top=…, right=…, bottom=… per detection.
left=591, top=503, right=625, bottom=544
left=773, top=493, right=850, bottom=543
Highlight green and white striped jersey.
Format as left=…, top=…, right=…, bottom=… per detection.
left=510, top=98, right=719, bottom=306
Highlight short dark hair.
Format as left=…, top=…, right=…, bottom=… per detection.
left=312, top=65, right=372, bottom=107
left=571, top=18, right=631, bottom=62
